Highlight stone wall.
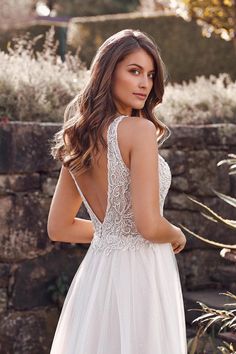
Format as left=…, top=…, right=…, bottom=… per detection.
left=0, top=121, right=235, bottom=353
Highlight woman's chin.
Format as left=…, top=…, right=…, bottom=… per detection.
left=133, top=103, right=145, bottom=110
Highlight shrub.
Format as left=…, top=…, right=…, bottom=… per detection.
left=155, top=73, right=236, bottom=125
left=0, top=27, right=89, bottom=122
left=56, top=0, right=139, bottom=16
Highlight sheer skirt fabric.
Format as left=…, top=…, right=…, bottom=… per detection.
left=50, top=243, right=187, bottom=354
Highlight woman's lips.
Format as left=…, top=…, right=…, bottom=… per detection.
left=133, top=93, right=147, bottom=100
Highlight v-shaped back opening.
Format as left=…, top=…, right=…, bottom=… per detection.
left=69, top=115, right=127, bottom=227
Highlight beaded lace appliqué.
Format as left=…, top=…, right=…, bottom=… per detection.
left=69, top=115, right=172, bottom=256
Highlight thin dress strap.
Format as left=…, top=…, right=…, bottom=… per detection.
left=107, top=115, right=129, bottom=173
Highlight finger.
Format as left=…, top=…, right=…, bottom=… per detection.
left=171, top=242, right=178, bottom=249
left=172, top=242, right=180, bottom=249
left=174, top=245, right=183, bottom=254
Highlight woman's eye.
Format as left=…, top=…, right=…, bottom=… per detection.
left=130, top=69, right=140, bottom=75
left=130, top=69, right=155, bottom=79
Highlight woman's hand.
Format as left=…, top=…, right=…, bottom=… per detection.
left=171, top=227, right=186, bottom=254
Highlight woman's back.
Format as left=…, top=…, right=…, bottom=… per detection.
left=69, top=115, right=132, bottom=226
left=69, top=115, right=172, bottom=255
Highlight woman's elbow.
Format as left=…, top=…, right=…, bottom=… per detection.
left=47, top=221, right=59, bottom=241
left=136, top=218, right=160, bottom=242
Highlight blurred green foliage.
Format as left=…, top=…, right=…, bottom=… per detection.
left=68, top=13, right=236, bottom=82
left=55, top=0, right=139, bottom=16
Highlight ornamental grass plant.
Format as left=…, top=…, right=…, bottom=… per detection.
left=0, top=27, right=88, bottom=122
left=155, top=73, right=236, bottom=125
left=182, top=155, right=236, bottom=353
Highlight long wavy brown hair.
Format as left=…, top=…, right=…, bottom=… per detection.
left=50, top=29, right=171, bottom=176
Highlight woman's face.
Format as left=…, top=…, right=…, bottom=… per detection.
left=111, top=48, right=155, bottom=116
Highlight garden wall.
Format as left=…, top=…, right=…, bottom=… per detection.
left=0, top=121, right=235, bottom=353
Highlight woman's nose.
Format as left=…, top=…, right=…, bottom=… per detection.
left=139, top=74, right=149, bottom=88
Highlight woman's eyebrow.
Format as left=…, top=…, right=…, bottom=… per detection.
left=127, top=63, right=155, bottom=72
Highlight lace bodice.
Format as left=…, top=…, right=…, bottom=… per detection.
left=69, top=115, right=172, bottom=255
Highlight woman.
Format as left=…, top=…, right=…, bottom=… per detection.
left=48, top=28, right=187, bottom=353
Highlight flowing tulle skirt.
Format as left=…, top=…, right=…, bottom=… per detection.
left=50, top=243, right=187, bottom=354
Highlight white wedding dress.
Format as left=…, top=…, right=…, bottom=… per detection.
left=50, top=115, right=187, bottom=354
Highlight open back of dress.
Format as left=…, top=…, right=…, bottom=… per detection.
left=69, top=115, right=172, bottom=255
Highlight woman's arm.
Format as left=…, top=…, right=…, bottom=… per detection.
left=129, top=117, right=184, bottom=244
left=47, top=165, right=95, bottom=243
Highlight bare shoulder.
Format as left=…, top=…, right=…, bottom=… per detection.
left=123, top=116, right=156, bottom=130
left=121, top=116, right=157, bottom=148
left=115, top=116, right=157, bottom=169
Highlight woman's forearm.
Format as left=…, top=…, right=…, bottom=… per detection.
left=48, top=218, right=95, bottom=244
